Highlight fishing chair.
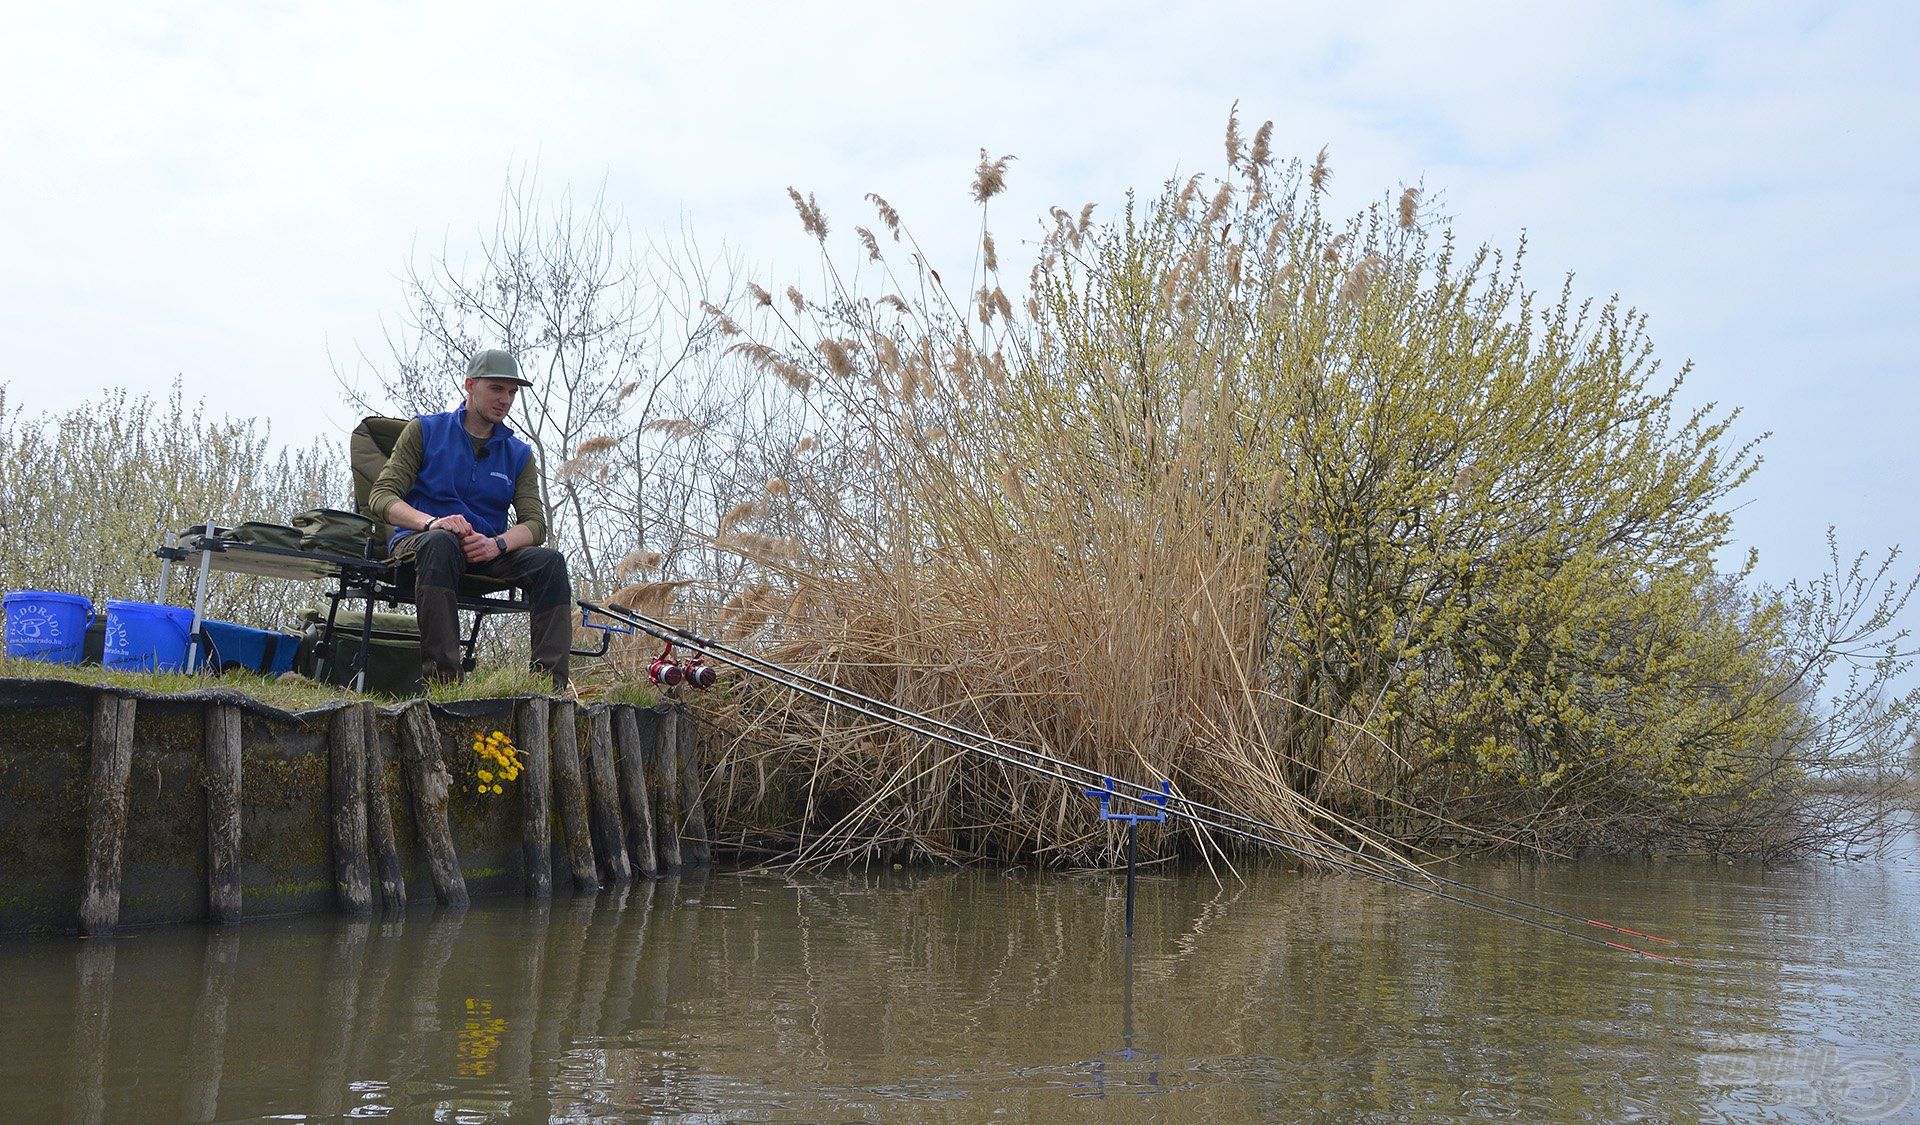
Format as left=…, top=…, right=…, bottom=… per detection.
left=331, top=416, right=532, bottom=678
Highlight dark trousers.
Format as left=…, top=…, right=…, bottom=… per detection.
left=391, top=530, right=573, bottom=689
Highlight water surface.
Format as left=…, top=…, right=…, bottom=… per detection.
left=4, top=831, right=1916, bottom=1121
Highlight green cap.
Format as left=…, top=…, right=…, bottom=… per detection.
left=466, top=349, right=533, bottom=387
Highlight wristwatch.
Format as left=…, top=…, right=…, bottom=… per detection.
left=493, top=535, right=508, bottom=555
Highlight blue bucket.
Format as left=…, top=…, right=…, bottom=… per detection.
left=103, top=600, right=195, bottom=673
left=3, top=590, right=95, bottom=664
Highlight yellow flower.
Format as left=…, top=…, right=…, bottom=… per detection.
left=478, top=769, right=493, bottom=782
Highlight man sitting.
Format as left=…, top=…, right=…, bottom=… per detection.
left=368, top=349, right=573, bottom=690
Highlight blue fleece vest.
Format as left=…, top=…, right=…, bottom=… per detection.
left=391, top=407, right=534, bottom=547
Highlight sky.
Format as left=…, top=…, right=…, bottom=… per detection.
left=4, top=1, right=1918, bottom=604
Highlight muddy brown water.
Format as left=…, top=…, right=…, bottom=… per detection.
left=2, top=829, right=1917, bottom=1122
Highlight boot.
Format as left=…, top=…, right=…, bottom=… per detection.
left=416, top=586, right=463, bottom=685
left=530, top=603, right=571, bottom=692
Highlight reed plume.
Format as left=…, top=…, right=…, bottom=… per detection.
left=642, top=417, right=704, bottom=440
left=787, top=187, right=829, bottom=240
left=718, top=500, right=760, bottom=533
left=1398, top=186, right=1421, bottom=230
left=972, top=150, right=1015, bottom=203
left=615, top=548, right=662, bottom=580
left=866, top=192, right=902, bottom=237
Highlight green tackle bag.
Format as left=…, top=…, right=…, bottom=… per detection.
left=291, top=508, right=377, bottom=558
left=227, top=521, right=304, bottom=550
left=297, top=607, right=425, bottom=697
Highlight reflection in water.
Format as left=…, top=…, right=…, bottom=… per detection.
left=63, top=939, right=113, bottom=1125
left=0, top=847, right=1917, bottom=1120
left=179, top=930, right=237, bottom=1123
left=1075, top=937, right=1164, bottom=1100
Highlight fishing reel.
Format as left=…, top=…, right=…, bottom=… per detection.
left=646, top=644, right=684, bottom=687
left=682, top=656, right=718, bottom=690
left=646, top=643, right=717, bottom=691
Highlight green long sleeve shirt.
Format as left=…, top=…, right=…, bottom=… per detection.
left=368, top=418, right=549, bottom=545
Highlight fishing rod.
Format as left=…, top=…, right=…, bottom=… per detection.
left=666, top=611, right=1677, bottom=950
left=591, top=598, right=1681, bottom=948
left=581, top=599, right=1691, bottom=964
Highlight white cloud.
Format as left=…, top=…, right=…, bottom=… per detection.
left=3, top=0, right=1916, bottom=593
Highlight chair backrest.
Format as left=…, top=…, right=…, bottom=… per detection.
left=350, top=416, right=411, bottom=553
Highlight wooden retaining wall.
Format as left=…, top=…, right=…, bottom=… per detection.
left=0, top=679, right=711, bottom=935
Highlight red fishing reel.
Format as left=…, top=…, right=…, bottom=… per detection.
left=646, top=644, right=717, bottom=690
left=647, top=644, right=684, bottom=687
left=683, top=656, right=717, bottom=690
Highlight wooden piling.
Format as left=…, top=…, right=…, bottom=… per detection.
left=677, top=707, right=711, bottom=867
left=399, top=703, right=468, bottom=907
left=614, top=705, right=658, bottom=878
left=516, top=698, right=553, bottom=898
left=649, top=705, right=683, bottom=873
left=549, top=701, right=600, bottom=892
left=585, top=707, right=632, bottom=884
left=327, top=704, right=372, bottom=916
left=78, top=692, right=136, bottom=936
left=361, top=702, right=406, bottom=910
left=203, top=703, right=244, bottom=925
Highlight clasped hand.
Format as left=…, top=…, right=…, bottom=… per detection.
left=460, top=529, right=503, bottom=563
left=428, top=515, right=502, bottom=563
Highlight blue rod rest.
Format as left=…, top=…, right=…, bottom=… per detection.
left=579, top=607, right=635, bottom=636
left=1081, top=777, right=1171, bottom=824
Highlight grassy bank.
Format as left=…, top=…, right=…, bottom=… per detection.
left=0, top=656, right=654, bottom=710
